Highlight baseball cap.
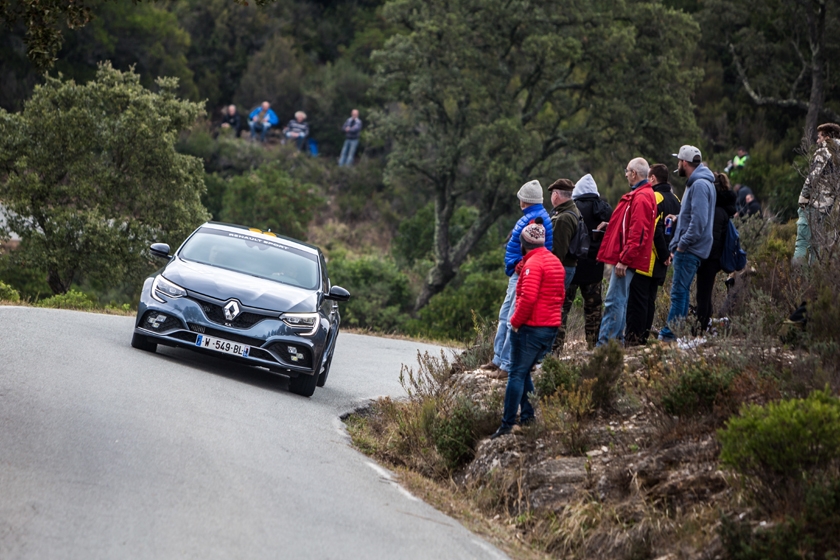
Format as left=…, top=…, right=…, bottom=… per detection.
left=672, top=145, right=702, bottom=164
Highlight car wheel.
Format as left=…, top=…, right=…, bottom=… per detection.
left=131, top=333, right=157, bottom=353
left=289, top=372, right=318, bottom=397
left=316, top=352, right=333, bottom=387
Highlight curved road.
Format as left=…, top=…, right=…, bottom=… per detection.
left=0, top=307, right=506, bottom=559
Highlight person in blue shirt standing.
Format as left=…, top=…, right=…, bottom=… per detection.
left=658, top=145, right=716, bottom=342
left=339, top=109, right=362, bottom=167
left=248, top=101, right=279, bottom=143
left=480, top=180, right=553, bottom=378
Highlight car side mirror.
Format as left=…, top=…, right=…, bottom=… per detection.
left=150, top=243, right=171, bottom=259
left=325, top=285, right=350, bottom=301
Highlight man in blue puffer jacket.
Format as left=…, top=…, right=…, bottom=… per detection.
left=480, top=180, right=553, bottom=377
left=659, top=145, right=716, bottom=342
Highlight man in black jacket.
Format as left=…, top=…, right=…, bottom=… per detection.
left=555, top=174, right=612, bottom=350
left=220, top=104, right=241, bottom=137
left=626, top=164, right=681, bottom=346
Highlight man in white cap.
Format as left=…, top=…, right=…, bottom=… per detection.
left=481, top=180, right=553, bottom=377
left=658, top=145, right=716, bottom=342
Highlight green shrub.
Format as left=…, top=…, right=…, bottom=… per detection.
left=328, top=253, right=412, bottom=332
left=36, top=289, right=96, bottom=310
left=720, top=478, right=840, bottom=560
left=408, top=252, right=507, bottom=342
left=536, top=356, right=580, bottom=399
left=662, top=360, right=736, bottom=417
left=718, top=388, right=840, bottom=484
left=0, top=280, right=20, bottom=302
left=455, top=312, right=498, bottom=372
left=219, top=162, right=324, bottom=240
left=433, top=398, right=479, bottom=470
left=579, top=339, right=624, bottom=410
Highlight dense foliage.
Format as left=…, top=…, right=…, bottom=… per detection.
left=0, top=63, right=208, bottom=294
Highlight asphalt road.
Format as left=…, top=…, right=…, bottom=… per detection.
left=0, top=307, right=506, bottom=559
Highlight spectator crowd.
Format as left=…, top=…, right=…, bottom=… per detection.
left=484, top=124, right=840, bottom=439
left=217, top=101, right=363, bottom=167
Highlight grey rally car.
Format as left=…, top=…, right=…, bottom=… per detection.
left=131, top=222, right=350, bottom=397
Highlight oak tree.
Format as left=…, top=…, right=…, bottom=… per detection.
left=0, top=63, right=209, bottom=293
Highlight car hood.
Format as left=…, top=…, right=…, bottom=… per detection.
left=162, top=258, right=318, bottom=312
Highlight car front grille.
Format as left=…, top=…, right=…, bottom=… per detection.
left=188, top=297, right=273, bottom=329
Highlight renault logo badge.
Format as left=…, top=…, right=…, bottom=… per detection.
left=223, top=300, right=241, bottom=321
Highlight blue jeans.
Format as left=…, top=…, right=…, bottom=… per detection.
left=339, top=139, right=359, bottom=166
left=249, top=121, right=271, bottom=142
left=596, top=267, right=635, bottom=346
left=659, top=251, right=702, bottom=341
left=564, top=265, right=576, bottom=290
left=501, top=326, right=557, bottom=429
left=492, top=273, right=518, bottom=371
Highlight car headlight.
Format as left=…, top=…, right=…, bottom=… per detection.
left=280, top=312, right=319, bottom=335
left=151, top=275, right=187, bottom=303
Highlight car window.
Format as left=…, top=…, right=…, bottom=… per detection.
left=179, top=229, right=320, bottom=289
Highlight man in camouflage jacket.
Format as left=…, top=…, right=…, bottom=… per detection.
left=794, top=123, right=840, bottom=263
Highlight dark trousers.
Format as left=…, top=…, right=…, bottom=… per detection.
left=695, top=258, right=721, bottom=331
left=555, top=281, right=603, bottom=351
left=626, top=273, right=660, bottom=346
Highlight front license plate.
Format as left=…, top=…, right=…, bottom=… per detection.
left=195, top=334, right=250, bottom=357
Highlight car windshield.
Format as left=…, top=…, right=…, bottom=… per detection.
left=179, top=228, right=320, bottom=290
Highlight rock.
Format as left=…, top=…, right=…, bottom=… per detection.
left=525, top=457, right=588, bottom=512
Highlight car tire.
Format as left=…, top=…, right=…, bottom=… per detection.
left=289, top=372, right=318, bottom=397
left=131, top=333, right=157, bottom=353
left=316, top=352, right=333, bottom=387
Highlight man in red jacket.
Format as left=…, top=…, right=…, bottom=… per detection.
left=595, top=157, right=658, bottom=347
left=491, top=218, right=565, bottom=439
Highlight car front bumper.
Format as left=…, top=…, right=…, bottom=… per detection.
left=134, top=280, right=328, bottom=376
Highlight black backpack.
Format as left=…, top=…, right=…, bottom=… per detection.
left=560, top=209, right=591, bottom=260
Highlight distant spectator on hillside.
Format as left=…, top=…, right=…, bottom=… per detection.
left=248, top=102, right=279, bottom=143
left=725, top=146, right=749, bottom=182
left=740, top=193, right=762, bottom=217
left=220, top=104, right=241, bottom=137
left=339, top=109, right=362, bottom=167
left=284, top=111, right=309, bottom=151
left=733, top=183, right=753, bottom=215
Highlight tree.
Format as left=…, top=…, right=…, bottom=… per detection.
left=0, top=0, right=274, bottom=71
left=704, top=0, right=840, bottom=141
left=373, top=0, right=700, bottom=311
left=218, top=161, right=323, bottom=240
left=0, top=62, right=209, bottom=294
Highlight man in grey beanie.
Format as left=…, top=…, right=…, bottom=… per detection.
left=481, top=180, right=553, bottom=378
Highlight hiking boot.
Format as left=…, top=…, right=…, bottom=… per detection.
left=479, top=362, right=500, bottom=372
left=490, top=426, right=513, bottom=439
left=488, top=368, right=508, bottom=380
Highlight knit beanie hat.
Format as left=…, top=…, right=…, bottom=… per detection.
left=517, top=180, right=544, bottom=205
left=520, top=217, right=546, bottom=247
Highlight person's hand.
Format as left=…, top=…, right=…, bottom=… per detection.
left=221, top=123, right=230, bottom=128
left=676, top=247, right=685, bottom=253
left=615, top=262, right=628, bottom=278
left=664, top=255, right=672, bottom=267
left=597, top=221, right=609, bottom=231
left=512, top=326, right=519, bottom=333
left=664, top=214, right=677, bottom=223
